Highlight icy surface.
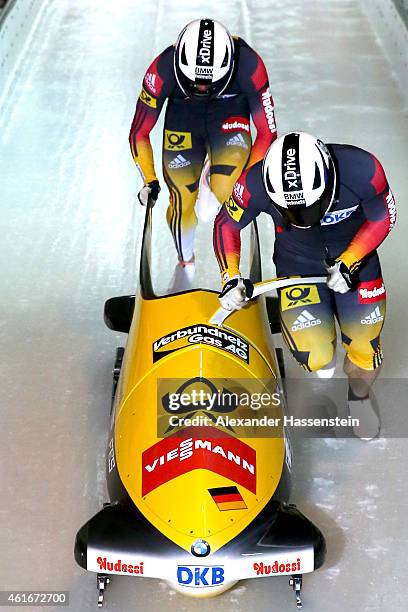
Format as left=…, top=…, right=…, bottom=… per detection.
left=1, top=0, right=407, bottom=611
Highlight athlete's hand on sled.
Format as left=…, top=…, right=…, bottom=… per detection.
left=218, top=276, right=254, bottom=311
left=326, top=259, right=357, bottom=294
left=138, top=180, right=161, bottom=206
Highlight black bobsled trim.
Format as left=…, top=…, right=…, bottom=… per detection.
left=74, top=502, right=186, bottom=567
left=259, top=503, right=326, bottom=567
left=104, top=295, right=135, bottom=333
left=74, top=522, right=89, bottom=569
left=265, top=296, right=281, bottom=334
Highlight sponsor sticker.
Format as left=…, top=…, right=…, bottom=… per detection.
left=226, top=134, right=248, bottom=148
left=283, top=145, right=300, bottom=191
left=281, top=285, right=321, bottom=311
left=221, top=116, right=250, bottom=134
left=253, top=558, right=301, bottom=576
left=197, top=26, right=214, bottom=66
left=153, top=324, right=249, bottom=363
left=291, top=309, right=321, bottom=332
left=209, top=486, right=247, bottom=511
left=358, top=278, right=386, bottom=304
left=284, top=191, right=306, bottom=206
left=107, top=437, right=115, bottom=473
left=225, top=195, right=244, bottom=222
left=361, top=306, right=384, bottom=325
left=139, top=86, right=157, bottom=108
left=164, top=130, right=192, bottom=151
left=385, top=190, right=396, bottom=229
left=142, top=427, right=256, bottom=495
left=177, top=565, right=224, bottom=587
left=321, top=205, right=358, bottom=225
left=144, top=72, right=157, bottom=95
left=284, top=192, right=304, bottom=202
left=260, top=88, right=276, bottom=133
left=195, top=66, right=213, bottom=79
left=168, top=154, right=191, bottom=169
left=233, top=183, right=244, bottom=204
left=96, top=556, right=144, bottom=575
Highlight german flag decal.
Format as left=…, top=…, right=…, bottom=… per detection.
left=209, top=486, right=247, bottom=511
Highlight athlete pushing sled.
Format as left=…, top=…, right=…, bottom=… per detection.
left=129, top=18, right=278, bottom=290
left=214, top=131, right=396, bottom=439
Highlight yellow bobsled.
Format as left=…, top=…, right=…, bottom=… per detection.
left=74, top=204, right=326, bottom=609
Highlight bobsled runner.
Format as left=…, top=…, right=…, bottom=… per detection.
left=74, top=202, right=327, bottom=609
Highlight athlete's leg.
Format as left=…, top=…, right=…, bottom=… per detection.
left=278, top=283, right=337, bottom=372
left=162, top=107, right=206, bottom=262
left=334, top=276, right=386, bottom=384
left=335, top=275, right=386, bottom=388
left=207, top=109, right=251, bottom=205
left=343, top=356, right=382, bottom=396
left=334, top=272, right=386, bottom=438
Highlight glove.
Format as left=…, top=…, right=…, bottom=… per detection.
left=218, top=276, right=254, bottom=311
left=326, top=259, right=358, bottom=294
left=138, top=180, right=161, bottom=206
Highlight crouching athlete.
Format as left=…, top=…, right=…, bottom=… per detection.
left=213, top=132, right=396, bottom=438
left=129, top=18, right=277, bottom=289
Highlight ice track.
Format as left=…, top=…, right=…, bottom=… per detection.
left=1, top=1, right=407, bottom=611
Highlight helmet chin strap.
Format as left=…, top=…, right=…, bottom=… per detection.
left=192, top=90, right=210, bottom=98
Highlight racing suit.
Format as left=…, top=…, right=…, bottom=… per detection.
left=213, top=145, right=396, bottom=371
left=129, top=38, right=277, bottom=262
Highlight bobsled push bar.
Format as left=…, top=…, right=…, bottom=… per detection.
left=210, top=276, right=327, bottom=327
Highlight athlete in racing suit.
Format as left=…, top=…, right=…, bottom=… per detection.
left=213, top=132, right=396, bottom=438
left=129, top=19, right=277, bottom=281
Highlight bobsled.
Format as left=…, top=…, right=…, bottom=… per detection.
left=74, top=203, right=326, bottom=609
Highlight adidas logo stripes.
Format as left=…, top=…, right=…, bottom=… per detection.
left=291, top=310, right=321, bottom=332
left=291, top=307, right=383, bottom=331
left=226, top=134, right=248, bottom=148
left=168, top=155, right=191, bottom=169
left=361, top=306, right=383, bottom=325
left=144, top=72, right=157, bottom=93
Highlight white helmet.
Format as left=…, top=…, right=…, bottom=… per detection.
left=262, top=132, right=337, bottom=228
left=174, top=18, right=235, bottom=98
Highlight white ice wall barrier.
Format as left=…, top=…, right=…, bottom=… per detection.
left=0, top=0, right=49, bottom=109
left=360, top=0, right=408, bottom=101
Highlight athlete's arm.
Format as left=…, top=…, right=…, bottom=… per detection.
left=237, top=40, right=278, bottom=167
left=129, top=49, right=172, bottom=184
left=339, top=154, right=396, bottom=273
left=213, top=166, right=262, bottom=282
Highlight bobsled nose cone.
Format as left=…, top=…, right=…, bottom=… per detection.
left=74, top=523, right=89, bottom=569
